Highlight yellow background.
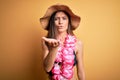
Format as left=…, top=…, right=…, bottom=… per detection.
left=0, top=0, right=120, bottom=80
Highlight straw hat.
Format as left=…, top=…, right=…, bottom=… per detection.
left=40, top=4, right=81, bottom=30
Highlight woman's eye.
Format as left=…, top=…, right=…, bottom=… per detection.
left=63, top=17, right=67, bottom=20
left=54, top=18, right=58, bottom=21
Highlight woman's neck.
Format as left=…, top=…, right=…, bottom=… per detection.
left=56, top=32, right=68, bottom=41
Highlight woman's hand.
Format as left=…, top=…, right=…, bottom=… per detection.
left=42, top=37, right=60, bottom=72
left=42, top=37, right=60, bottom=48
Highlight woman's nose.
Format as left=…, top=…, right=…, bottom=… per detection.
left=59, top=18, right=63, bottom=24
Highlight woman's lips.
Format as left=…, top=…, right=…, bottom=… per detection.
left=58, top=26, right=63, bottom=29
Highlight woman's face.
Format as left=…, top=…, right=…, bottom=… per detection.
left=54, top=11, right=69, bottom=33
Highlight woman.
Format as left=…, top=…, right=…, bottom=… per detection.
left=40, top=4, right=85, bottom=80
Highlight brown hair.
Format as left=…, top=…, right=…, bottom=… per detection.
left=46, top=10, right=74, bottom=39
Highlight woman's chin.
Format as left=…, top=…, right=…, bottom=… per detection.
left=57, top=30, right=66, bottom=33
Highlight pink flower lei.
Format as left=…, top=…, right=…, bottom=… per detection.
left=51, top=34, right=77, bottom=80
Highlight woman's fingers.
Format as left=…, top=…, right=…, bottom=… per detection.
left=50, top=39, right=60, bottom=47
left=42, top=37, right=49, bottom=42
left=42, top=37, right=60, bottom=47
left=51, top=40, right=59, bottom=47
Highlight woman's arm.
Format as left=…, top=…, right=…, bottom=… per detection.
left=41, top=37, right=60, bottom=72
left=76, top=40, right=85, bottom=80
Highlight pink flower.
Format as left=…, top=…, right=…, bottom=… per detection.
left=62, top=69, right=73, bottom=79
left=52, top=64, right=61, bottom=75
left=51, top=34, right=76, bottom=80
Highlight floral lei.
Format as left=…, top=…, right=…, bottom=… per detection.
left=51, top=34, right=77, bottom=80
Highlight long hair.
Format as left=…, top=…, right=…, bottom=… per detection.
left=46, top=10, right=74, bottom=39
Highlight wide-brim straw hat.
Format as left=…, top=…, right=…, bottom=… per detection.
left=40, top=4, right=81, bottom=30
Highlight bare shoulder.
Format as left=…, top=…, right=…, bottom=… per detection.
left=75, top=39, right=83, bottom=54
left=76, top=39, right=83, bottom=48
left=76, top=39, right=83, bottom=46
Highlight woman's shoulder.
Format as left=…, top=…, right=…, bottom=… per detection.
left=76, top=39, right=83, bottom=46
left=75, top=38, right=83, bottom=53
